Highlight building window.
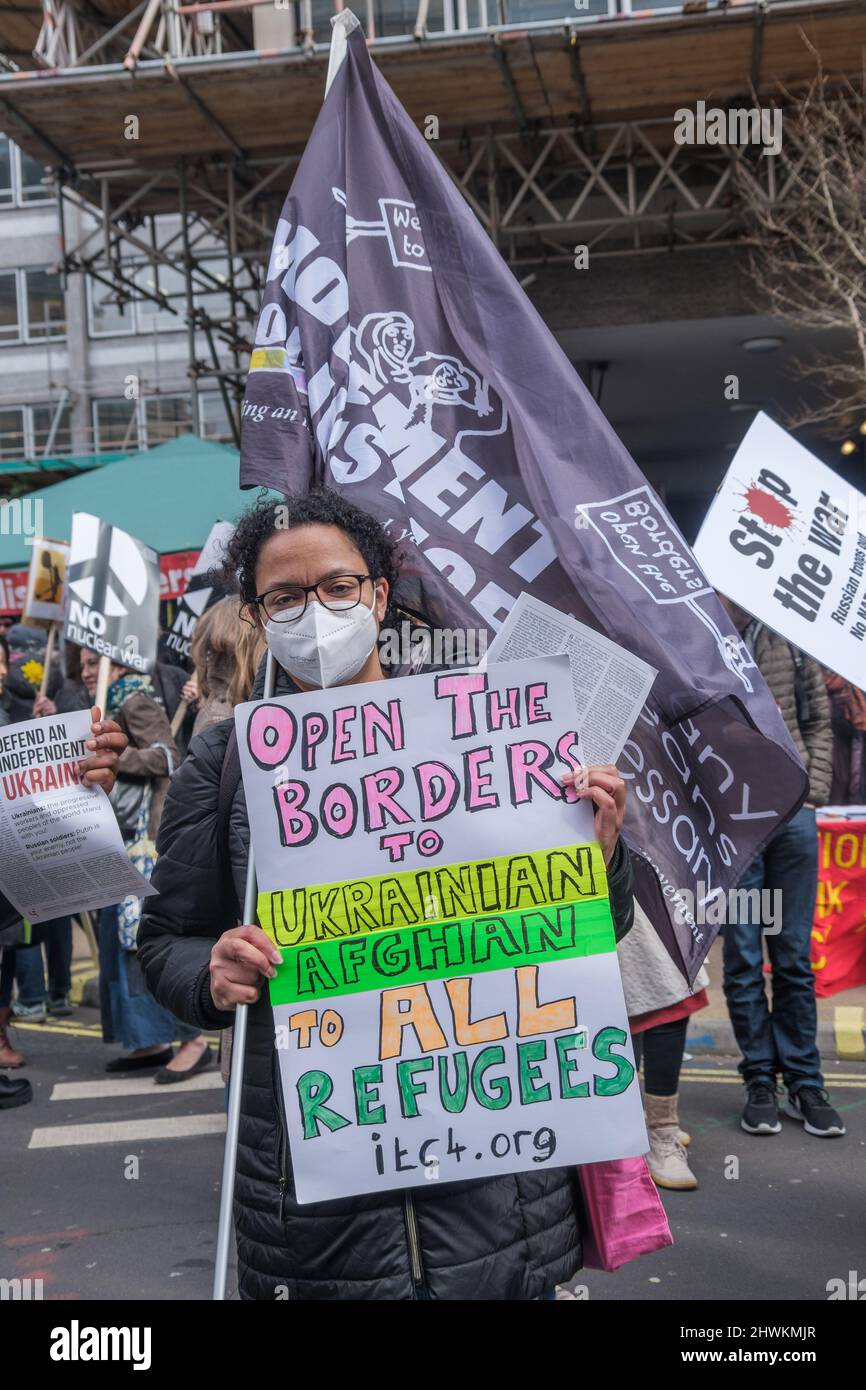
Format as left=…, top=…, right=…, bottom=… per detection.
left=199, top=391, right=235, bottom=441
left=135, top=265, right=186, bottom=334
left=0, top=135, right=52, bottom=206
left=92, top=394, right=196, bottom=451
left=93, top=397, right=139, bottom=452
left=87, top=279, right=135, bottom=338
left=0, top=137, right=12, bottom=207
left=0, top=407, right=25, bottom=460
left=17, top=146, right=52, bottom=203
left=144, top=394, right=191, bottom=444
left=32, top=402, right=73, bottom=457
left=0, top=272, right=19, bottom=342
left=194, top=257, right=232, bottom=325
left=24, top=268, right=65, bottom=341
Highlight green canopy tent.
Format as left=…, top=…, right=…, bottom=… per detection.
left=0, top=435, right=281, bottom=572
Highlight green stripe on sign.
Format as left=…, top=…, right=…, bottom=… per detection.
left=269, top=897, right=616, bottom=1005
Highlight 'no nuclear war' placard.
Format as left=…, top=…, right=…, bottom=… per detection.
left=235, top=654, right=647, bottom=1204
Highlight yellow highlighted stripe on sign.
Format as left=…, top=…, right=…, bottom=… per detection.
left=258, top=841, right=606, bottom=948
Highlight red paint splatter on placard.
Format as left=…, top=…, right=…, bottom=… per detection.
left=742, top=485, right=793, bottom=530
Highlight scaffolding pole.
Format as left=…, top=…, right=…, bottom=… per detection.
left=178, top=159, right=203, bottom=437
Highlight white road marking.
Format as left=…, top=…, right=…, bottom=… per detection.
left=50, top=1073, right=224, bottom=1101
left=28, top=1114, right=227, bottom=1149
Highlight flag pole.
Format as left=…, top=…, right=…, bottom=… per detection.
left=325, top=8, right=359, bottom=94
left=95, top=655, right=111, bottom=714
left=212, top=648, right=276, bottom=1301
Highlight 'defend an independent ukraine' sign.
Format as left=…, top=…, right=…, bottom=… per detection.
left=235, top=655, right=646, bottom=1204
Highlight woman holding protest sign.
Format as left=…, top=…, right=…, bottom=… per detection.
left=0, top=700, right=131, bottom=1103
left=78, top=650, right=210, bottom=1083
left=138, top=491, right=638, bottom=1301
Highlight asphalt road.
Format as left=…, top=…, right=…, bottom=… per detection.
left=2, top=1009, right=864, bottom=1302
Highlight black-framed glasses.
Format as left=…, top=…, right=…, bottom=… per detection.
left=256, top=573, right=375, bottom=624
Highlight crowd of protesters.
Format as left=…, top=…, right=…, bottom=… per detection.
left=0, top=490, right=854, bottom=1298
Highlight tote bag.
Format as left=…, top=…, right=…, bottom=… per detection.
left=577, top=1156, right=673, bottom=1271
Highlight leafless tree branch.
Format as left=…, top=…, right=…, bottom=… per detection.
left=734, top=41, right=866, bottom=431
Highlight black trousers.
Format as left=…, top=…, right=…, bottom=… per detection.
left=631, top=1015, right=689, bottom=1097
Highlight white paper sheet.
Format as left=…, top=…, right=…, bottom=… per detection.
left=0, top=709, right=156, bottom=923
left=486, top=592, right=657, bottom=765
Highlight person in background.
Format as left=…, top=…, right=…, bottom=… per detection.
left=719, top=598, right=843, bottom=1139
left=4, top=623, right=60, bottom=720
left=823, top=670, right=866, bottom=806
left=185, top=597, right=265, bottom=1088
left=0, top=632, right=24, bottom=1070
left=78, top=648, right=211, bottom=1083
left=0, top=705, right=130, bottom=1100
left=617, top=903, right=709, bottom=1190
left=0, top=633, right=11, bottom=727
left=33, top=641, right=90, bottom=719
left=152, top=658, right=196, bottom=760
left=8, top=923, right=73, bottom=1023
left=188, top=596, right=265, bottom=739
left=14, top=645, right=94, bottom=1021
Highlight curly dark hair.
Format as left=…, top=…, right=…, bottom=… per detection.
left=220, top=489, right=402, bottom=621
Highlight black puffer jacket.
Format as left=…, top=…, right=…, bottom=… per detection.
left=138, top=664, right=635, bottom=1301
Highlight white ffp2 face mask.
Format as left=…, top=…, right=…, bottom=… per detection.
left=263, top=595, right=379, bottom=688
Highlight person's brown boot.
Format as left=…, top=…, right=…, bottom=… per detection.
left=0, top=1006, right=25, bottom=1068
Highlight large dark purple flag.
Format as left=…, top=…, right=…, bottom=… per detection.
left=239, top=14, right=807, bottom=981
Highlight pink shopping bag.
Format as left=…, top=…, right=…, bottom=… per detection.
left=577, top=1156, right=673, bottom=1271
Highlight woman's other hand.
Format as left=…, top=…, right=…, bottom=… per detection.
left=33, top=694, right=57, bottom=718
left=561, top=763, right=627, bottom=866
left=210, top=924, right=283, bottom=1011
left=79, top=707, right=128, bottom=793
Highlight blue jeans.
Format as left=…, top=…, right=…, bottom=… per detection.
left=13, top=918, right=73, bottom=1005
left=723, top=806, right=823, bottom=1093
left=98, top=906, right=200, bottom=1051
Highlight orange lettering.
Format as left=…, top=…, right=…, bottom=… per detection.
left=515, top=965, right=576, bottom=1037
left=379, top=984, right=447, bottom=1060
left=443, top=977, right=507, bottom=1045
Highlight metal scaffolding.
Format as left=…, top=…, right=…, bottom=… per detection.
left=2, top=0, right=864, bottom=447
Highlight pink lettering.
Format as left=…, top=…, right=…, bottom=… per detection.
left=248, top=703, right=296, bottom=769
left=487, top=686, right=520, bottom=731
left=507, top=740, right=562, bottom=806
left=361, top=767, right=413, bottom=831
left=361, top=700, right=405, bottom=756
left=526, top=683, right=551, bottom=723
left=414, top=761, right=460, bottom=821
left=434, top=671, right=488, bottom=737
left=273, top=780, right=317, bottom=846
left=463, top=746, right=499, bottom=810
left=302, top=713, right=328, bottom=771
left=332, top=706, right=357, bottom=762
left=320, top=783, right=357, bottom=838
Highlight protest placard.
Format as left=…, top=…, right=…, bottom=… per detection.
left=235, top=654, right=646, bottom=1204
left=695, top=412, right=866, bottom=687
left=0, top=709, right=156, bottom=924
left=64, top=512, right=160, bottom=675
left=23, top=538, right=69, bottom=627
left=164, top=520, right=235, bottom=663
